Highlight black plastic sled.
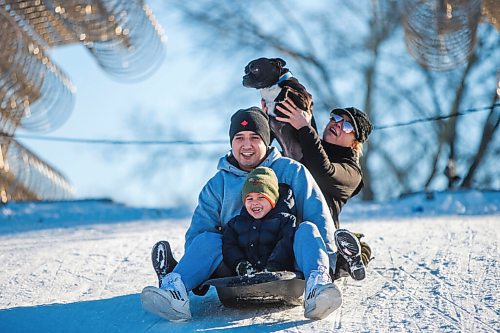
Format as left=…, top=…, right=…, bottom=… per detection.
left=202, top=271, right=305, bottom=308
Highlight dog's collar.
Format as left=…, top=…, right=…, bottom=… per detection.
left=277, top=72, right=293, bottom=84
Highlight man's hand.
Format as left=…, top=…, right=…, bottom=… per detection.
left=275, top=98, right=312, bottom=130
left=236, top=261, right=256, bottom=276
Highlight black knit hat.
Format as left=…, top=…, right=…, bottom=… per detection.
left=229, top=107, right=271, bottom=146
left=331, top=107, right=373, bottom=143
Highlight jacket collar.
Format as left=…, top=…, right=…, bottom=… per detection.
left=321, top=140, right=357, bottom=161
left=217, top=146, right=282, bottom=176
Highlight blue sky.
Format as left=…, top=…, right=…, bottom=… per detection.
left=15, top=2, right=244, bottom=208
left=13, top=1, right=497, bottom=208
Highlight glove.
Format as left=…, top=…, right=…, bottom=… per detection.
left=236, top=261, right=256, bottom=276
left=353, top=231, right=373, bottom=266
left=352, top=231, right=365, bottom=239
left=360, top=241, right=373, bottom=266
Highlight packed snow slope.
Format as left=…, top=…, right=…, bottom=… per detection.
left=0, top=190, right=498, bottom=333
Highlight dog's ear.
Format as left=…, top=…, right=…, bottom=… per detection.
left=271, top=58, right=286, bottom=68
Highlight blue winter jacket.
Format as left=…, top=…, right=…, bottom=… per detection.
left=185, top=147, right=337, bottom=265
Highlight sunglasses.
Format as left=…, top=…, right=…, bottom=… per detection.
left=330, top=114, right=355, bottom=134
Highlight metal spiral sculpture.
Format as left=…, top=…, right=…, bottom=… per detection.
left=0, top=136, right=75, bottom=202
left=2, top=0, right=78, bottom=47
left=0, top=0, right=166, bottom=202
left=44, top=0, right=166, bottom=81
left=3, top=0, right=167, bottom=80
left=0, top=8, right=75, bottom=133
left=482, top=0, right=500, bottom=30
left=402, top=0, right=483, bottom=71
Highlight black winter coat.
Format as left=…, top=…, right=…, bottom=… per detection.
left=222, top=185, right=297, bottom=273
left=297, top=125, right=363, bottom=228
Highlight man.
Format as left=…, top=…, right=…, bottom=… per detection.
left=141, top=107, right=347, bottom=321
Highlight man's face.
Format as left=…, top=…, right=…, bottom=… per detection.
left=231, top=131, right=267, bottom=171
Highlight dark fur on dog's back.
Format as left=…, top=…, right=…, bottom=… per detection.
left=242, top=57, right=315, bottom=161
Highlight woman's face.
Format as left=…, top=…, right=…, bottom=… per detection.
left=322, top=114, right=356, bottom=147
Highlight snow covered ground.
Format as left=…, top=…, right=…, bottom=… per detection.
left=0, top=190, right=498, bottom=332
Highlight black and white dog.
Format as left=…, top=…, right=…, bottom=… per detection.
left=242, top=57, right=315, bottom=161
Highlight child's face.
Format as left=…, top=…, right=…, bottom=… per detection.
left=244, top=192, right=273, bottom=219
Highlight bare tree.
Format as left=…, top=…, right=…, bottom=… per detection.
left=160, top=0, right=499, bottom=200
left=461, top=91, right=500, bottom=188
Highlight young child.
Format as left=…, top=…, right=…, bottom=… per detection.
left=223, top=166, right=297, bottom=276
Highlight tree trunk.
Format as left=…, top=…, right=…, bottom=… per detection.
left=448, top=55, right=476, bottom=154
left=461, top=92, right=500, bottom=188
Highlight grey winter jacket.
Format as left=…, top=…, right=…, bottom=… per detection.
left=185, top=147, right=336, bottom=265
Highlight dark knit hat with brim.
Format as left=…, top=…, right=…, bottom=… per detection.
left=241, top=167, right=279, bottom=208
left=331, top=107, right=373, bottom=143
left=229, top=107, right=271, bottom=146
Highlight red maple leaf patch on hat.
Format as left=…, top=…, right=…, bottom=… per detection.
left=241, top=120, right=248, bottom=126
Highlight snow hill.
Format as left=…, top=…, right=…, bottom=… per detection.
left=0, top=190, right=498, bottom=333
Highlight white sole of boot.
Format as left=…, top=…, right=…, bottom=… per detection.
left=140, top=286, right=191, bottom=322
left=304, top=284, right=342, bottom=320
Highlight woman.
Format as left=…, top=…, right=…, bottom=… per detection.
left=273, top=99, right=373, bottom=280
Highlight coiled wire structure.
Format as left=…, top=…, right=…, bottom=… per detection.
left=0, top=136, right=74, bottom=202
left=44, top=0, right=166, bottom=81
left=402, top=0, right=483, bottom=71
left=5, top=0, right=166, bottom=80
left=0, top=9, right=76, bottom=133
left=0, top=7, right=75, bottom=202
left=0, top=0, right=166, bottom=202
left=482, top=0, right=500, bottom=30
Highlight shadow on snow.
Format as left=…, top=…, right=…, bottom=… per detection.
left=0, top=199, right=191, bottom=236
left=0, top=289, right=310, bottom=333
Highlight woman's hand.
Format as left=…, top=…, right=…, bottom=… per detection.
left=275, top=98, right=312, bottom=130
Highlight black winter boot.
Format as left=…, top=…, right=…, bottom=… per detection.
left=334, top=229, right=366, bottom=281
left=151, top=241, right=178, bottom=287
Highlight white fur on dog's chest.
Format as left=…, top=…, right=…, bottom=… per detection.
left=260, top=85, right=282, bottom=117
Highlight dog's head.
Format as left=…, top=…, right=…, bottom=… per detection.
left=243, top=57, right=287, bottom=89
